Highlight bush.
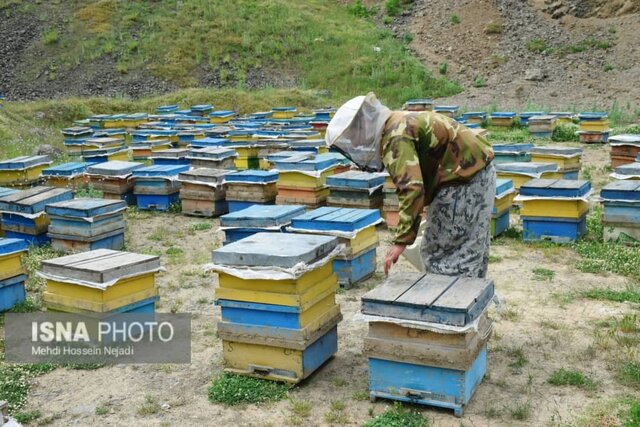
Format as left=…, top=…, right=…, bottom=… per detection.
left=527, top=39, right=547, bottom=53
left=439, top=62, right=448, bottom=75
left=450, top=14, right=461, bottom=24
left=484, top=21, right=502, bottom=34
left=552, top=123, right=579, bottom=142
left=385, top=0, right=401, bottom=16
left=474, top=75, right=486, bottom=88
left=42, top=29, right=59, bottom=45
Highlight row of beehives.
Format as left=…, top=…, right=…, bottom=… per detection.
left=1, top=219, right=494, bottom=419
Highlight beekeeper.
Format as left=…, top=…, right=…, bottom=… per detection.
left=325, top=93, right=495, bottom=279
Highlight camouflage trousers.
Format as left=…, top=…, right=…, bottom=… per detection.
left=420, top=163, right=495, bottom=278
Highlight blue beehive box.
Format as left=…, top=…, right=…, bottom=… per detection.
left=190, top=104, right=214, bottom=115
left=600, top=181, right=640, bottom=228
left=133, top=165, right=189, bottom=211
left=291, top=207, right=381, bottom=232
left=492, top=143, right=533, bottom=163
left=45, top=199, right=126, bottom=251
left=522, top=216, right=586, bottom=243
left=0, top=274, right=28, bottom=312
left=190, top=137, right=229, bottom=148
left=462, top=112, right=487, bottom=122
left=0, top=155, right=51, bottom=170
left=434, top=105, right=459, bottom=115
left=227, top=200, right=274, bottom=213
left=274, top=153, right=338, bottom=171
left=332, top=247, right=376, bottom=285
left=150, top=149, right=191, bottom=166
left=615, top=162, right=640, bottom=177
left=519, top=179, right=591, bottom=198
left=519, top=111, right=545, bottom=126
left=578, top=112, right=608, bottom=121
left=326, top=171, right=385, bottom=190
left=42, top=162, right=88, bottom=177
left=601, top=180, right=640, bottom=201
left=0, top=187, right=18, bottom=199
left=225, top=170, right=279, bottom=184
left=220, top=204, right=306, bottom=244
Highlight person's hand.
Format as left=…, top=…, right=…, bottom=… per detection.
left=384, top=244, right=406, bottom=276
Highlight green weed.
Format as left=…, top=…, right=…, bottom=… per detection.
left=527, top=39, right=547, bottom=53
left=508, top=401, right=532, bottom=420
left=14, top=410, right=42, bottom=424
left=439, top=62, right=448, bottom=75
left=189, top=222, right=212, bottom=232
left=484, top=21, right=502, bottom=34
left=532, top=267, right=555, bottom=281
left=618, top=362, right=640, bottom=389
left=548, top=369, right=597, bottom=391
left=552, top=123, right=579, bottom=142
left=474, top=75, right=486, bottom=88
left=584, top=286, right=640, bottom=304
left=42, top=28, right=59, bottom=45
left=364, top=402, right=427, bottom=427
left=75, top=185, right=103, bottom=198
left=450, top=14, right=460, bottom=25
left=208, top=374, right=289, bottom=406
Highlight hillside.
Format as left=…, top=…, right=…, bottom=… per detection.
left=398, top=0, right=640, bottom=110
left=0, top=0, right=459, bottom=104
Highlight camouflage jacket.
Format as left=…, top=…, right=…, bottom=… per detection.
left=381, top=111, right=494, bottom=245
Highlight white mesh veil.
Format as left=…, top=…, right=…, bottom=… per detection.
left=325, top=92, right=392, bottom=172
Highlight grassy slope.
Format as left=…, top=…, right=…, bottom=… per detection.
left=1, top=0, right=460, bottom=104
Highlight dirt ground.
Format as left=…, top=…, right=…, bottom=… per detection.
left=4, top=143, right=635, bottom=426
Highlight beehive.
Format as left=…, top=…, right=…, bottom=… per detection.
left=290, top=207, right=381, bottom=287
left=40, top=249, right=161, bottom=313
left=326, top=171, right=385, bottom=210
left=600, top=180, right=640, bottom=242
left=45, top=199, right=126, bottom=252
left=220, top=204, right=305, bottom=244
left=529, top=146, right=582, bottom=175
left=495, top=162, right=559, bottom=190
left=609, top=135, right=640, bottom=168
left=275, top=153, right=338, bottom=208
left=133, top=165, right=190, bottom=211
left=212, top=233, right=341, bottom=383
left=0, top=186, right=73, bottom=244
left=0, top=238, right=29, bottom=311
left=361, top=272, right=494, bottom=416
left=0, top=156, right=52, bottom=187
left=42, top=162, right=88, bottom=189
left=225, top=170, right=279, bottom=212
left=493, top=179, right=514, bottom=237
left=402, top=99, right=434, bottom=112
left=178, top=168, right=229, bottom=217
left=518, top=111, right=545, bottom=126
left=491, top=143, right=533, bottom=164
left=490, top=112, right=516, bottom=127
left=517, top=179, right=591, bottom=242
left=528, top=115, right=557, bottom=138
left=433, top=105, right=459, bottom=118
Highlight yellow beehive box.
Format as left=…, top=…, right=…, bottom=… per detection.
left=580, top=120, right=610, bottom=132
left=530, top=154, right=581, bottom=171
left=0, top=164, right=50, bottom=186
left=215, top=273, right=337, bottom=310
left=494, top=192, right=515, bottom=213
left=218, top=262, right=333, bottom=294
left=0, top=252, right=25, bottom=281
left=278, top=167, right=336, bottom=189
left=39, top=249, right=161, bottom=312
left=520, top=199, right=589, bottom=219
left=234, top=147, right=260, bottom=158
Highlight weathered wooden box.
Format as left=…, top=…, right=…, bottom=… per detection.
left=361, top=273, right=494, bottom=327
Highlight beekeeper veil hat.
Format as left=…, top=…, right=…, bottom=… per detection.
left=325, top=92, right=391, bottom=172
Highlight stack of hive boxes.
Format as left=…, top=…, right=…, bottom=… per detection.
left=132, top=165, right=190, bottom=211
left=45, top=199, right=126, bottom=252
left=220, top=205, right=305, bottom=245
left=86, top=161, right=144, bottom=205
left=0, top=187, right=18, bottom=236
left=530, top=146, right=582, bottom=179
left=150, top=148, right=191, bottom=166
left=495, top=162, right=559, bottom=191
left=40, top=249, right=161, bottom=314
left=434, top=105, right=459, bottom=118
left=188, top=147, right=237, bottom=169
left=490, top=112, right=516, bottom=127
left=402, top=99, right=434, bottom=112
left=0, top=156, right=52, bottom=188
left=518, top=111, right=545, bottom=126
left=528, top=115, right=557, bottom=138
left=131, top=138, right=172, bottom=161
left=0, top=186, right=73, bottom=245
left=612, top=159, right=640, bottom=180
left=609, top=135, right=640, bottom=168
left=361, top=273, right=494, bottom=417
left=42, top=162, right=88, bottom=189
left=62, top=127, right=93, bottom=155
left=492, top=143, right=533, bottom=163
left=290, top=207, right=380, bottom=288
left=190, top=104, right=214, bottom=117
left=82, top=137, right=129, bottom=164
left=212, top=233, right=342, bottom=383
left=600, top=181, right=640, bottom=242
left=275, top=153, right=338, bottom=208
left=382, top=174, right=400, bottom=228
left=225, top=170, right=279, bottom=212
left=0, top=238, right=29, bottom=312
left=326, top=171, right=385, bottom=210
left=493, top=179, right=515, bottom=238
left=577, top=112, right=610, bottom=143
left=178, top=169, right=229, bottom=217
left=516, top=179, right=591, bottom=242
left=461, top=112, right=487, bottom=126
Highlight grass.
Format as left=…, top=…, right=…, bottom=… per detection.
left=450, top=14, right=460, bottom=25
left=14, top=409, right=42, bottom=423
left=474, top=75, right=487, bottom=88
left=527, top=38, right=547, bottom=53
left=137, top=394, right=161, bottom=416
left=207, top=373, right=289, bottom=406
left=583, top=286, right=640, bottom=304
left=506, top=346, right=528, bottom=371
left=552, top=123, right=579, bottom=142
left=41, top=28, right=59, bottom=45
left=508, top=401, right=532, bottom=420
left=189, top=222, right=213, bottom=232
left=364, top=402, right=427, bottom=427
left=290, top=398, right=312, bottom=418
left=532, top=267, right=555, bottom=281
left=548, top=368, right=597, bottom=391
left=484, top=21, right=502, bottom=34
left=5, top=0, right=458, bottom=106
left=618, top=362, right=640, bottom=389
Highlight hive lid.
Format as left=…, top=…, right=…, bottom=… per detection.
left=40, top=249, right=161, bottom=284
left=132, top=164, right=190, bottom=177
left=326, top=171, right=385, bottom=189
left=291, top=207, right=381, bottom=232
left=0, top=155, right=51, bottom=170
left=0, top=238, right=29, bottom=255
left=519, top=179, right=591, bottom=198
left=220, top=205, right=306, bottom=228
left=492, top=143, right=534, bottom=153
left=212, top=232, right=338, bottom=268
left=609, top=134, right=640, bottom=145
left=42, top=162, right=89, bottom=176
left=86, top=161, right=144, bottom=176
left=615, top=162, right=640, bottom=176
left=178, top=168, right=229, bottom=184
left=600, top=180, right=640, bottom=200
left=224, top=170, right=279, bottom=183
left=495, top=162, right=558, bottom=174
left=530, top=146, right=582, bottom=156
left=188, top=147, right=236, bottom=160
left=495, top=179, right=514, bottom=196
left=45, top=199, right=126, bottom=218
left=361, top=273, right=495, bottom=327
left=0, top=186, right=74, bottom=214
